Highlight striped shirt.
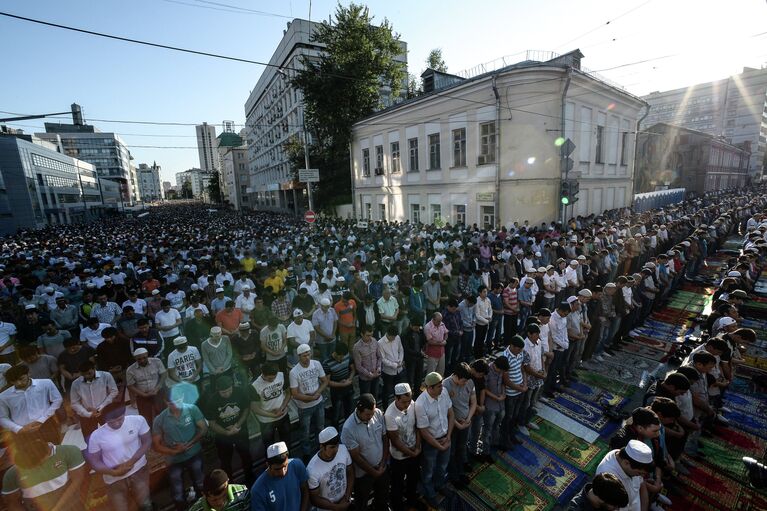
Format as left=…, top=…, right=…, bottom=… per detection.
left=502, top=286, right=518, bottom=315
left=503, top=347, right=525, bottom=397
left=322, top=354, right=352, bottom=383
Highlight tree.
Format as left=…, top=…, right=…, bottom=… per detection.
left=180, top=180, right=193, bottom=199
left=166, top=189, right=178, bottom=200
left=291, top=2, right=405, bottom=208
left=207, top=171, right=222, bottom=204
left=406, top=72, right=422, bottom=99
left=426, top=48, right=448, bottom=72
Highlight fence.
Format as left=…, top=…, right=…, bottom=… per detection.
left=633, top=188, right=686, bottom=212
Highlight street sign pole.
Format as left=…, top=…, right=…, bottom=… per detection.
left=302, top=112, right=314, bottom=212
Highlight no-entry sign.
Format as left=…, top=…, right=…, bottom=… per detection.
left=304, top=210, right=316, bottom=223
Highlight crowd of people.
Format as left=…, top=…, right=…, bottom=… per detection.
left=0, top=186, right=763, bottom=511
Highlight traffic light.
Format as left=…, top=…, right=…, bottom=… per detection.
left=560, top=179, right=580, bottom=205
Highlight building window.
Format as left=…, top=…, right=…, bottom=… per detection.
left=428, top=133, right=441, bottom=170
left=390, top=142, right=400, bottom=173
left=479, top=122, right=496, bottom=164
left=480, top=205, right=495, bottom=230
left=375, top=145, right=384, bottom=175
left=408, top=138, right=419, bottom=172
left=453, top=204, right=466, bottom=225
left=362, top=148, right=370, bottom=177
left=365, top=202, right=372, bottom=219
left=378, top=203, right=386, bottom=220
left=410, top=203, right=421, bottom=223
left=596, top=125, right=604, bottom=164
left=452, top=128, right=466, bottom=167
left=620, top=132, right=629, bottom=165
left=430, top=203, right=442, bottom=224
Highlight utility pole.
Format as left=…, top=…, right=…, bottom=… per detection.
left=302, top=108, right=315, bottom=212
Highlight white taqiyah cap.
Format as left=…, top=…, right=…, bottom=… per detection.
left=625, top=440, right=653, bottom=464
left=320, top=298, right=331, bottom=306
left=394, top=382, right=412, bottom=395
left=318, top=426, right=339, bottom=444
left=566, top=295, right=578, bottom=304
left=173, top=336, right=188, bottom=346
left=293, top=308, right=304, bottom=317
left=727, top=271, right=741, bottom=277
left=133, top=348, right=149, bottom=357
left=296, top=343, right=312, bottom=355
left=719, top=317, right=737, bottom=326
left=266, top=441, right=288, bottom=459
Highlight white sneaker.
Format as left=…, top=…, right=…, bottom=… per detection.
left=594, top=355, right=605, bottom=362
left=539, top=396, right=550, bottom=404
left=518, top=426, right=530, bottom=436
left=602, top=351, right=613, bottom=358
left=657, top=494, right=672, bottom=506
left=720, top=406, right=732, bottom=414
left=527, top=422, right=540, bottom=431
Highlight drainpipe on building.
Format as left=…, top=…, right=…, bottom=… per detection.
left=349, top=141, right=357, bottom=220
left=492, top=75, right=501, bottom=229
left=632, top=104, right=651, bottom=205
left=559, top=67, right=572, bottom=227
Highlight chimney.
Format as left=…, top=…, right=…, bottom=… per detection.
left=71, top=103, right=84, bottom=126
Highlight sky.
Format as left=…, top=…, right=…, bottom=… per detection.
left=1, top=0, right=766, bottom=182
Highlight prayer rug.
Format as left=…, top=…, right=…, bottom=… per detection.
left=562, top=379, right=627, bottom=408
left=545, top=393, right=619, bottom=436
left=575, top=371, right=640, bottom=397
left=724, top=391, right=767, bottom=416
left=721, top=407, right=767, bottom=439
left=497, top=439, right=588, bottom=503
left=528, top=417, right=609, bottom=474
left=708, top=425, right=767, bottom=456
left=582, top=357, right=648, bottom=386
left=461, top=461, right=553, bottom=511
left=619, top=341, right=675, bottom=362
left=535, top=405, right=600, bottom=444
left=674, top=458, right=767, bottom=511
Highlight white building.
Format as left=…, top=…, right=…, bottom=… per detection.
left=175, top=168, right=214, bottom=199
left=136, top=162, right=163, bottom=202
left=642, top=67, right=767, bottom=177
left=351, top=50, right=647, bottom=228
left=195, top=122, right=219, bottom=172
left=244, top=19, right=407, bottom=211
left=216, top=126, right=249, bottom=210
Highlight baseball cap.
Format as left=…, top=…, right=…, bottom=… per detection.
left=296, top=344, right=312, bottom=355
left=293, top=308, right=304, bottom=317
left=395, top=383, right=412, bottom=395
left=318, top=426, right=339, bottom=444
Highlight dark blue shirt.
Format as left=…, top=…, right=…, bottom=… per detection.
left=488, top=292, right=503, bottom=316
left=250, top=458, right=307, bottom=511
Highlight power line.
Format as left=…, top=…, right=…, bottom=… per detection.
left=191, top=0, right=293, bottom=18
left=554, top=0, right=654, bottom=51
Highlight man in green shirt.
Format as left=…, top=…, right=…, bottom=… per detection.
left=1, top=432, right=86, bottom=511
left=152, top=390, right=208, bottom=511
left=189, top=469, right=249, bottom=511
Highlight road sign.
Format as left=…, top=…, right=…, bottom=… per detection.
left=299, top=169, right=320, bottom=183
left=304, top=210, right=316, bottom=223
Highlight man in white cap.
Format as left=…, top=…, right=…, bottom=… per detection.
left=312, top=298, right=338, bottom=362
left=307, top=426, right=353, bottom=511
left=596, top=439, right=655, bottom=511
left=126, top=347, right=166, bottom=425
left=251, top=441, right=309, bottom=511
left=201, top=326, right=233, bottom=381
left=234, top=285, right=256, bottom=315
left=384, top=382, right=420, bottom=511
left=290, top=343, right=329, bottom=461
left=414, top=371, right=454, bottom=508
left=166, top=336, right=202, bottom=386
left=340, top=393, right=389, bottom=511
left=288, top=309, right=315, bottom=366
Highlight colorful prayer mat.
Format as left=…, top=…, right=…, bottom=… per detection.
left=528, top=417, right=609, bottom=474
left=582, top=357, right=649, bottom=386
left=709, top=425, right=767, bottom=456
left=496, top=440, right=588, bottom=503
left=620, top=341, right=676, bottom=362
left=462, top=461, right=553, bottom=511
left=721, top=407, right=767, bottom=439
left=674, top=458, right=767, bottom=511
left=562, top=379, right=627, bottom=408
left=724, top=391, right=767, bottom=416
left=545, top=392, right=619, bottom=436
left=576, top=371, right=640, bottom=397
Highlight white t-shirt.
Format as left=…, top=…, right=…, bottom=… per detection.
left=287, top=320, right=315, bottom=346
left=167, top=347, right=201, bottom=383
left=122, top=299, right=147, bottom=315
left=80, top=323, right=110, bottom=349
left=523, top=338, right=544, bottom=373
left=289, top=360, right=325, bottom=409
left=166, top=290, right=186, bottom=310
left=384, top=400, right=417, bottom=460
left=87, top=415, right=150, bottom=484
left=0, top=322, right=17, bottom=355
left=251, top=373, right=287, bottom=423
left=595, top=450, right=642, bottom=511
left=155, top=309, right=181, bottom=337
left=307, top=444, right=352, bottom=510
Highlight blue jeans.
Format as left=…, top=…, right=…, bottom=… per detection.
left=468, top=413, right=484, bottom=454
left=486, top=315, right=502, bottom=349
left=482, top=408, right=504, bottom=451
left=316, top=339, right=335, bottom=361
left=298, top=400, right=325, bottom=459
left=460, top=330, right=474, bottom=362
left=168, top=453, right=204, bottom=506
left=501, top=393, right=525, bottom=445
left=421, top=441, right=451, bottom=499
